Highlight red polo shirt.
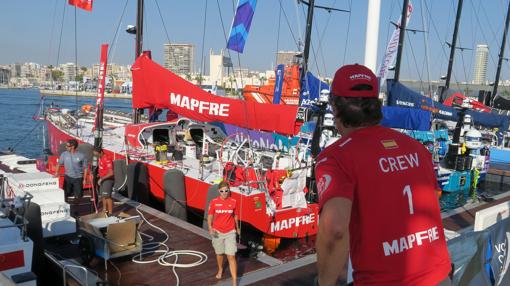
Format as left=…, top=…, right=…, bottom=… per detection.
left=208, top=197, right=238, bottom=233
left=315, top=125, right=451, bottom=286
left=98, top=155, right=113, bottom=178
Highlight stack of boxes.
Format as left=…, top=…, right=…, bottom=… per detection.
left=6, top=172, right=76, bottom=237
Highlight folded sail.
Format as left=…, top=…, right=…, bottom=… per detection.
left=132, top=54, right=300, bottom=136
left=68, top=0, right=93, bottom=11
left=227, top=0, right=258, bottom=53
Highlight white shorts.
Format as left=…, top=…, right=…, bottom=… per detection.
left=211, top=230, right=237, bottom=256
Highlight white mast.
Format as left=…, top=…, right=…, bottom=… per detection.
left=364, top=0, right=381, bottom=73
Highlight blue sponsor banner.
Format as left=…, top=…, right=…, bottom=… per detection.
left=273, top=64, right=285, bottom=104
left=227, top=0, right=257, bottom=53
left=387, top=80, right=510, bottom=143
left=299, top=71, right=330, bottom=108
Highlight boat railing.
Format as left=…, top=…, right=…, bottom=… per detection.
left=0, top=175, right=34, bottom=242
left=62, top=264, right=91, bottom=286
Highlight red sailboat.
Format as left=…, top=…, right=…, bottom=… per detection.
left=45, top=52, right=318, bottom=239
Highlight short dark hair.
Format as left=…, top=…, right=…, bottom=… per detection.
left=94, top=146, right=103, bottom=153
left=329, top=96, right=383, bottom=128
left=67, top=139, right=78, bottom=148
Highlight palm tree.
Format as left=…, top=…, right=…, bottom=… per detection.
left=194, top=74, right=204, bottom=85
left=259, top=75, right=267, bottom=85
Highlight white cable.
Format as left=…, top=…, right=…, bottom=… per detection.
left=130, top=205, right=208, bottom=286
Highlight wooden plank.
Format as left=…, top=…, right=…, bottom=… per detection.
left=44, top=196, right=269, bottom=286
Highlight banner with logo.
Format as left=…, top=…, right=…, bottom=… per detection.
left=132, top=54, right=300, bottom=136
left=377, top=2, right=413, bottom=89
left=272, top=64, right=285, bottom=104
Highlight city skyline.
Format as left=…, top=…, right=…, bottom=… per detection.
left=2, top=1, right=510, bottom=83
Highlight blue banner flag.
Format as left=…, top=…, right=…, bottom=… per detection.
left=227, top=0, right=257, bottom=53
left=272, top=64, right=285, bottom=104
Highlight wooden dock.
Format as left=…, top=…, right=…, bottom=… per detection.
left=42, top=193, right=322, bottom=286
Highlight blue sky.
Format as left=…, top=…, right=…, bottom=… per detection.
left=1, top=0, right=510, bottom=83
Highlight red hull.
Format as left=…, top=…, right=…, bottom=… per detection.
left=46, top=120, right=318, bottom=238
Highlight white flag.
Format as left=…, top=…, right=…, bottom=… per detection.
left=377, top=2, right=413, bottom=89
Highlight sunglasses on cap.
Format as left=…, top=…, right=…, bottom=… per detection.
left=219, top=189, right=229, bottom=193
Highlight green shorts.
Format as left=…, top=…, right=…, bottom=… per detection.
left=211, top=230, right=237, bottom=256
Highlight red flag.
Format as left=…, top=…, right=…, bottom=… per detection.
left=68, top=0, right=93, bottom=12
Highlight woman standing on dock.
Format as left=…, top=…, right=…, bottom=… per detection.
left=207, top=182, right=240, bottom=286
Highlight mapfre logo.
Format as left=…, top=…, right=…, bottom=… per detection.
left=317, top=174, right=332, bottom=199
left=349, top=73, right=371, bottom=81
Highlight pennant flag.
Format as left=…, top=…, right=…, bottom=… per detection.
left=68, top=0, right=93, bottom=12
left=377, top=2, right=412, bottom=89
left=227, top=0, right=257, bottom=53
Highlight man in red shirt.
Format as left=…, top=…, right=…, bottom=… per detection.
left=94, top=147, right=114, bottom=215
left=207, top=181, right=240, bottom=285
left=315, top=64, right=451, bottom=286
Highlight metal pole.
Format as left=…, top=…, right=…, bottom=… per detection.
left=364, top=0, right=381, bottom=72
left=393, top=0, right=410, bottom=81
left=444, top=0, right=464, bottom=91
left=133, top=0, right=144, bottom=124
left=302, top=0, right=314, bottom=78
left=493, top=0, right=510, bottom=100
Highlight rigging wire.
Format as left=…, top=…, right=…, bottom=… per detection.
left=107, top=0, right=130, bottom=63
left=459, top=49, right=469, bottom=91
left=342, top=0, right=353, bottom=65
left=423, top=0, right=461, bottom=85
left=154, top=0, right=172, bottom=44
left=56, top=1, right=67, bottom=83
left=74, top=6, right=80, bottom=136
left=275, top=0, right=282, bottom=68
left=420, top=0, right=432, bottom=97
left=47, top=0, right=60, bottom=80
left=464, top=1, right=476, bottom=86
left=199, top=0, right=209, bottom=83
left=469, top=0, right=498, bottom=70
left=299, top=4, right=321, bottom=77
left=8, top=121, right=42, bottom=152
left=405, top=35, right=423, bottom=88
left=316, top=0, right=338, bottom=75
left=277, top=0, right=300, bottom=49
left=294, top=0, right=304, bottom=51
left=215, top=0, right=235, bottom=79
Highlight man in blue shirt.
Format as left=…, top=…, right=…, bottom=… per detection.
left=54, top=139, right=88, bottom=198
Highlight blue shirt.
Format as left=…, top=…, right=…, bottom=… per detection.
left=58, top=151, right=87, bottom=178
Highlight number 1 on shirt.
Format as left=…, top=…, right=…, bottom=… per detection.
left=403, top=185, right=414, bottom=215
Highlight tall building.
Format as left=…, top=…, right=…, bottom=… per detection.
left=164, top=43, right=194, bottom=74
left=209, top=49, right=233, bottom=86
left=0, top=68, right=10, bottom=85
left=473, top=44, right=489, bottom=85
left=276, top=51, right=300, bottom=66
left=62, top=63, right=77, bottom=82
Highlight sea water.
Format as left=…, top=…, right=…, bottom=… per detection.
left=0, top=88, right=131, bottom=158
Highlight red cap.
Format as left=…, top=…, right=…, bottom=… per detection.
left=331, top=64, right=378, bottom=98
